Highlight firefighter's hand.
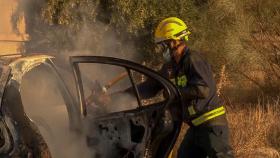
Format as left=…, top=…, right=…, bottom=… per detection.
left=97, top=92, right=111, bottom=105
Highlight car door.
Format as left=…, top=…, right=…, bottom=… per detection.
left=70, top=56, right=183, bottom=158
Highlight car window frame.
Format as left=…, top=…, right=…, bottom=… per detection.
left=70, top=56, right=179, bottom=118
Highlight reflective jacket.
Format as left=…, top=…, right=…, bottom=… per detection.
left=136, top=48, right=226, bottom=126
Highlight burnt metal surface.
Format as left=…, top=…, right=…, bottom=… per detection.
left=0, top=65, right=10, bottom=109
left=0, top=64, right=12, bottom=156
left=8, top=55, right=81, bottom=130
left=70, top=56, right=183, bottom=158
left=0, top=55, right=57, bottom=157
left=0, top=55, right=80, bottom=157
left=0, top=54, right=183, bottom=158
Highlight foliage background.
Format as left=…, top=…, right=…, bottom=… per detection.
left=17, top=0, right=280, bottom=102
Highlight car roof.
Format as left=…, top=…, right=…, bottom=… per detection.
left=0, top=54, right=55, bottom=83
left=0, top=54, right=54, bottom=65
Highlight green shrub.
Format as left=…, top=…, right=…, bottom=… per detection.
left=17, top=0, right=280, bottom=101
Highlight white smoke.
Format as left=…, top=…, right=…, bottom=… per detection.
left=20, top=66, right=93, bottom=158
left=16, top=1, right=144, bottom=158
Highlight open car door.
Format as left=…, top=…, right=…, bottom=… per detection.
left=70, top=56, right=183, bottom=158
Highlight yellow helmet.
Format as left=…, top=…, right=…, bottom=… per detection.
left=154, top=17, right=191, bottom=43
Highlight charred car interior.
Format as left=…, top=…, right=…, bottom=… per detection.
left=0, top=54, right=183, bottom=158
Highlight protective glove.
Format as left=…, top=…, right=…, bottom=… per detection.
left=97, top=92, right=111, bottom=106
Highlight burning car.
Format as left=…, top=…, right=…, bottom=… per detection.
left=0, top=54, right=183, bottom=158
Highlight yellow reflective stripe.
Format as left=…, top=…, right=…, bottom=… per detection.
left=188, top=105, right=196, bottom=116
left=192, top=106, right=225, bottom=126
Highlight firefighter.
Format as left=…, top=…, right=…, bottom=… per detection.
left=99, top=17, right=234, bottom=158
left=154, top=17, right=234, bottom=158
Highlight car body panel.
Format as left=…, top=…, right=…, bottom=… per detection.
left=70, top=56, right=183, bottom=158
left=0, top=64, right=12, bottom=155
left=4, top=55, right=81, bottom=130
left=0, top=55, right=52, bottom=157
left=0, top=55, right=81, bottom=157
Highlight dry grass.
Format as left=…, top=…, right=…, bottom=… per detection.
left=172, top=101, right=280, bottom=158
left=228, top=101, right=280, bottom=158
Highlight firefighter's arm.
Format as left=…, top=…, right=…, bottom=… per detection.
left=179, top=84, right=209, bottom=100
left=179, top=54, right=210, bottom=100
left=118, top=65, right=166, bottom=99
left=121, top=77, right=163, bottom=99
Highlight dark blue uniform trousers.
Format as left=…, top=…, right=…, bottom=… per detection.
left=177, top=125, right=234, bottom=158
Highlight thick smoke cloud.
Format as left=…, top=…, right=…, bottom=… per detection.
left=21, top=66, right=93, bottom=158
left=14, top=1, right=143, bottom=158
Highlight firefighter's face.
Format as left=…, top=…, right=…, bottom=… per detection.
left=157, top=40, right=182, bottom=62
left=166, top=40, right=181, bottom=55
left=166, top=40, right=186, bottom=63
